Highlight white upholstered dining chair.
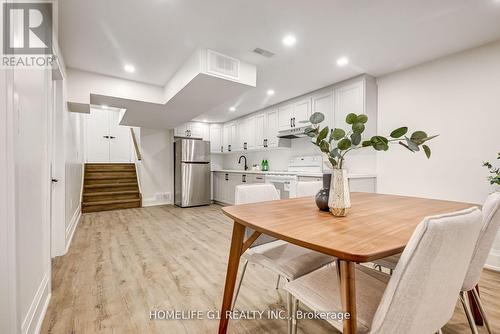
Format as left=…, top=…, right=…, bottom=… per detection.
left=295, top=181, right=323, bottom=197
left=284, top=207, right=483, bottom=334
left=231, top=184, right=333, bottom=331
left=372, top=192, right=500, bottom=334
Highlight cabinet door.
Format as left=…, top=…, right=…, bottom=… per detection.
left=174, top=124, right=187, bottom=137
left=266, top=109, right=279, bottom=147
left=213, top=173, right=222, bottom=201
left=109, top=110, right=133, bottom=162
left=210, top=124, right=223, bottom=153
left=312, top=89, right=334, bottom=130
left=293, top=97, right=311, bottom=127
left=278, top=103, right=293, bottom=131
left=230, top=123, right=238, bottom=152
left=245, top=117, right=256, bottom=150
left=236, top=119, right=246, bottom=151
left=334, top=81, right=364, bottom=128
left=254, top=113, right=265, bottom=149
left=188, top=122, right=209, bottom=140
left=227, top=173, right=240, bottom=204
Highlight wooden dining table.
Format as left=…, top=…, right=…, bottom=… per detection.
left=217, top=192, right=476, bottom=334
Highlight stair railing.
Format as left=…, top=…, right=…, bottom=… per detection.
left=130, top=128, right=142, bottom=161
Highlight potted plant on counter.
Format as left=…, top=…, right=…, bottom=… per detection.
left=483, top=153, right=500, bottom=189
left=305, top=112, right=437, bottom=216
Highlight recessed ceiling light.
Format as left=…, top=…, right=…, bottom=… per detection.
left=267, top=89, right=275, bottom=96
left=229, top=107, right=236, bottom=112
left=124, top=64, right=135, bottom=73
left=282, top=35, right=297, bottom=47
left=336, top=57, right=349, bottom=67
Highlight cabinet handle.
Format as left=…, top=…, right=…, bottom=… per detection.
left=109, top=136, right=116, bottom=139
left=103, top=135, right=109, bottom=139
left=290, top=118, right=293, bottom=128
left=228, top=144, right=231, bottom=152
left=263, top=139, right=266, bottom=147
left=242, top=174, right=246, bottom=183
left=256, top=177, right=263, bottom=180
left=221, top=146, right=223, bottom=153
left=292, top=117, right=296, bottom=127
left=243, top=142, right=247, bottom=150
left=225, top=173, right=228, bottom=181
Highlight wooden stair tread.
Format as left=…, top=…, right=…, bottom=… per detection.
left=84, top=182, right=137, bottom=188
left=84, top=190, right=139, bottom=197
left=82, top=198, right=140, bottom=206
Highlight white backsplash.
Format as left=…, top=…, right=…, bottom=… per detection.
left=219, top=137, right=377, bottom=174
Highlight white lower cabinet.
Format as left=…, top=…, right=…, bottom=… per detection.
left=214, top=172, right=377, bottom=204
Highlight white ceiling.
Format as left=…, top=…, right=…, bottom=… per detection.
left=59, top=0, right=500, bottom=123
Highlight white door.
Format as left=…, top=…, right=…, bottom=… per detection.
left=210, top=124, right=222, bottom=153
left=86, top=108, right=134, bottom=163
left=266, top=109, right=279, bottom=147
left=312, top=90, right=334, bottom=129
left=278, top=104, right=293, bottom=131
left=293, top=97, right=312, bottom=127
left=86, top=109, right=110, bottom=162
left=254, top=113, right=265, bottom=149
left=109, top=110, right=133, bottom=162
left=334, top=81, right=364, bottom=128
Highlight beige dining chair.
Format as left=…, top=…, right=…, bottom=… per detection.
left=372, top=191, right=500, bottom=334
left=232, top=184, right=333, bottom=332
left=295, top=181, right=323, bottom=197
left=284, top=206, right=482, bottom=334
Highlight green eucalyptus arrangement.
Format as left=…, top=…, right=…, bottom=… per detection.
left=304, top=112, right=438, bottom=169
left=483, top=153, right=500, bottom=186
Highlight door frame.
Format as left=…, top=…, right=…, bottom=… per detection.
left=0, top=67, right=18, bottom=334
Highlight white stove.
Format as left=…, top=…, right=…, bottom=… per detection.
left=265, top=155, right=323, bottom=199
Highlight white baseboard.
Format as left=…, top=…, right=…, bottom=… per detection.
left=142, top=197, right=172, bottom=207
left=21, top=273, right=50, bottom=334
left=485, top=249, right=500, bottom=272
left=65, top=204, right=81, bottom=254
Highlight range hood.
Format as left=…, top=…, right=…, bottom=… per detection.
left=277, top=126, right=309, bottom=139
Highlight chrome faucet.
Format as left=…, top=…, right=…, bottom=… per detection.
left=238, top=155, right=248, bottom=171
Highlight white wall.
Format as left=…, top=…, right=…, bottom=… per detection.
left=66, top=68, right=164, bottom=104
left=377, top=40, right=500, bottom=269
left=12, top=68, right=52, bottom=334
left=64, top=111, right=84, bottom=248
left=139, top=129, right=174, bottom=206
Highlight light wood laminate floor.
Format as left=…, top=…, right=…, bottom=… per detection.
left=41, top=205, right=500, bottom=333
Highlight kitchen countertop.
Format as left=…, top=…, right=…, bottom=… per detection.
left=211, top=169, right=377, bottom=179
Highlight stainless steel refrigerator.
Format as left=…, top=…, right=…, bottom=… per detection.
left=174, top=138, right=211, bottom=207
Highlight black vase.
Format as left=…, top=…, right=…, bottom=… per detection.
left=315, top=173, right=331, bottom=211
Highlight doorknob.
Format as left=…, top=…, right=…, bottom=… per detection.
left=103, top=135, right=109, bottom=138
left=109, top=136, right=116, bottom=139
left=51, top=178, right=59, bottom=183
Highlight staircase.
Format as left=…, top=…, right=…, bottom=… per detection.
left=82, top=163, right=142, bottom=213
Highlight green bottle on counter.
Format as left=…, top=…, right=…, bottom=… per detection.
left=262, top=159, right=269, bottom=171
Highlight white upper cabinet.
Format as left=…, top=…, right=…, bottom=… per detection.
left=278, top=97, right=312, bottom=131
left=254, top=113, right=266, bottom=149
left=222, top=122, right=237, bottom=152
left=334, top=76, right=377, bottom=137
left=265, top=108, right=279, bottom=148
left=209, top=124, right=223, bottom=153
left=174, top=122, right=209, bottom=140
left=278, top=103, right=294, bottom=131
left=237, top=117, right=256, bottom=151
left=311, top=88, right=334, bottom=129
left=293, top=97, right=312, bottom=127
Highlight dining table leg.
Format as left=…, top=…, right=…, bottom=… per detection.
left=218, top=221, right=246, bottom=334
left=338, top=260, right=357, bottom=334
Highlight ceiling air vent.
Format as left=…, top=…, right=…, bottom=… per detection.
left=253, top=48, right=275, bottom=58
left=207, top=49, right=240, bottom=80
